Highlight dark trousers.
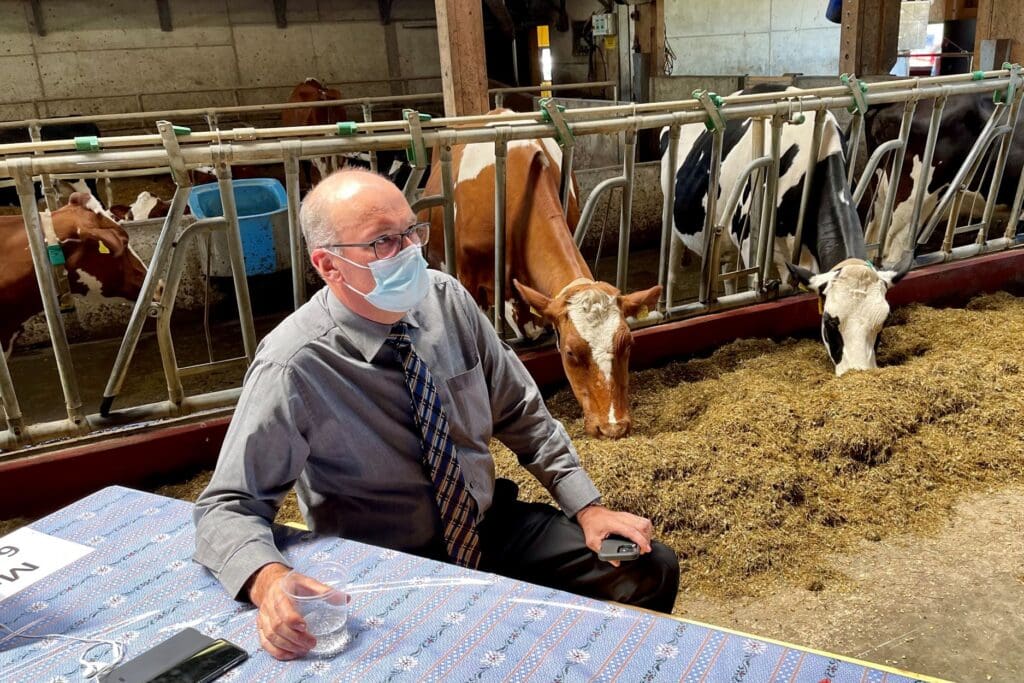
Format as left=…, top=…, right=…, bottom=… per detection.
left=476, top=479, right=680, bottom=614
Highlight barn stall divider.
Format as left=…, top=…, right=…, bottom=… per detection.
left=1, top=68, right=1023, bottom=464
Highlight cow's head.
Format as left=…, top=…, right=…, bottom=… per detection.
left=786, top=256, right=911, bottom=375
left=57, top=193, right=147, bottom=300
left=514, top=278, right=661, bottom=439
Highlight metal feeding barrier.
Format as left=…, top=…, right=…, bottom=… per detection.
left=0, top=69, right=1022, bottom=454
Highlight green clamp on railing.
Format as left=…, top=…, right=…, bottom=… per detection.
left=972, top=70, right=985, bottom=80
left=172, top=125, right=191, bottom=136
left=840, top=73, right=869, bottom=115
left=692, top=90, right=725, bottom=132
left=336, top=121, right=358, bottom=136
left=47, top=243, right=66, bottom=266
left=401, top=109, right=432, bottom=122
left=74, top=136, right=100, bottom=152
left=994, top=63, right=1022, bottom=104
left=539, top=97, right=574, bottom=146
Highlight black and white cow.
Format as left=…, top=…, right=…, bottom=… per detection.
left=661, top=85, right=909, bottom=375
left=862, top=93, right=1024, bottom=265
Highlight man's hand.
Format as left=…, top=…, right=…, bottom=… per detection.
left=576, top=504, right=654, bottom=567
left=248, top=563, right=323, bottom=660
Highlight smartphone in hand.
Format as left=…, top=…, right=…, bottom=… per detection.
left=598, top=536, right=640, bottom=562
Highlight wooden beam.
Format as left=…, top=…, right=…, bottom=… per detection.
left=273, top=0, right=287, bottom=28
left=156, top=0, right=172, bottom=32
left=28, top=0, right=46, bottom=37
left=653, top=0, right=667, bottom=76
left=840, top=0, right=900, bottom=76
left=975, top=0, right=1024, bottom=66
left=434, top=0, right=490, bottom=116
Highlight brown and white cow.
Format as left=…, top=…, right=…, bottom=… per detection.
left=420, top=110, right=661, bottom=438
left=1, top=193, right=148, bottom=357
left=110, top=191, right=186, bottom=222
left=282, top=78, right=348, bottom=184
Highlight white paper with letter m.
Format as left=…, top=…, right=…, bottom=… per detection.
left=0, top=527, right=94, bottom=601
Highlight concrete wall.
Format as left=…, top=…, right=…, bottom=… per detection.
left=548, top=0, right=609, bottom=86
left=665, top=0, right=841, bottom=76
left=0, top=0, right=442, bottom=127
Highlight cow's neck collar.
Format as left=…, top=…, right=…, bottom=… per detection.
left=555, top=278, right=595, bottom=300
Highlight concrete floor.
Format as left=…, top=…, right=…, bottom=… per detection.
left=682, top=488, right=1024, bottom=683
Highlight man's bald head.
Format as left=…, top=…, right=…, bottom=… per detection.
left=299, top=168, right=409, bottom=254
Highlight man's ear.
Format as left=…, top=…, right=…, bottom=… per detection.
left=513, top=279, right=553, bottom=320
left=310, top=249, right=342, bottom=284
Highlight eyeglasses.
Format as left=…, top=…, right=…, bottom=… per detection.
left=323, top=222, right=430, bottom=261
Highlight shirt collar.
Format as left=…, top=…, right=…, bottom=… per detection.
left=323, top=288, right=421, bottom=362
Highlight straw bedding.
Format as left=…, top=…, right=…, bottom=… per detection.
left=491, top=292, right=1024, bottom=597
left=107, top=292, right=1024, bottom=598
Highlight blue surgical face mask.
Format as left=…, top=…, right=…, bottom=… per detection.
left=333, top=244, right=430, bottom=313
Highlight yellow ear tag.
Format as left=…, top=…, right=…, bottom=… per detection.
left=98, top=242, right=111, bottom=255
left=529, top=306, right=541, bottom=318
left=637, top=305, right=650, bottom=319
left=817, top=296, right=823, bottom=315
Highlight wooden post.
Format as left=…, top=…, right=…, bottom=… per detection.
left=840, top=0, right=901, bottom=76
left=975, top=0, right=1024, bottom=66
left=434, top=0, right=489, bottom=116
left=653, top=0, right=667, bottom=76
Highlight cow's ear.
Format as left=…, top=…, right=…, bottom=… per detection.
left=513, top=279, right=553, bottom=320
left=80, top=227, right=126, bottom=257
left=878, top=251, right=913, bottom=288
left=785, top=262, right=816, bottom=289
left=619, top=285, right=662, bottom=319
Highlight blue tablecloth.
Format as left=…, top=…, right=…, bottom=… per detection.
left=0, top=487, right=932, bottom=682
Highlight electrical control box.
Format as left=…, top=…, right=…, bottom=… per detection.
left=591, top=13, right=616, bottom=36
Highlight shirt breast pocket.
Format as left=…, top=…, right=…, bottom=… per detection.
left=442, top=358, right=491, bottom=445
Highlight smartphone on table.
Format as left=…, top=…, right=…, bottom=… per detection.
left=100, top=627, right=247, bottom=683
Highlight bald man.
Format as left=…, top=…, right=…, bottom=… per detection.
left=193, top=169, right=679, bottom=660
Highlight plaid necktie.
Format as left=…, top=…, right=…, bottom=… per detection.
left=385, top=322, right=482, bottom=568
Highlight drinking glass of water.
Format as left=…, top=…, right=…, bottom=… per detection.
left=281, top=562, right=351, bottom=656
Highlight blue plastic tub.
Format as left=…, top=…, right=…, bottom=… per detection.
left=188, top=178, right=289, bottom=276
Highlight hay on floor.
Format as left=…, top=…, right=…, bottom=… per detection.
left=494, top=292, right=1024, bottom=598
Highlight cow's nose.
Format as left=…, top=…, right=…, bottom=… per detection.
left=597, top=419, right=631, bottom=439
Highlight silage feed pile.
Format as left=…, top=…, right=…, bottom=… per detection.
left=493, top=292, right=1024, bottom=598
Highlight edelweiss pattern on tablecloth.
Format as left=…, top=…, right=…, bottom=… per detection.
left=0, top=487, right=929, bottom=682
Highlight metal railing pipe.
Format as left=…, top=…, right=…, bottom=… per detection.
left=212, top=148, right=257, bottom=363
left=100, top=184, right=191, bottom=415
left=439, top=136, right=457, bottom=275
left=10, top=162, right=85, bottom=430
left=852, top=139, right=904, bottom=205
left=873, top=98, right=918, bottom=264
left=657, top=122, right=682, bottom=310
left=616, top=128, right=638, bottom=291
left=492, top=130, right=510, bottom=336
left=282, top=142, right=306, bottom=309
left=574, top=176, right=626, bottom=246
left=0, top=350, right=25, bottom=446
left=905, top=93, right=947, bottom=250
left=790, top=111, right=827, bottom=265
left=918, top=103, right=1006, bottom=244
left=977, top=90, right=1024, bottom=243
left=698, top=127, right=726, bottom=304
